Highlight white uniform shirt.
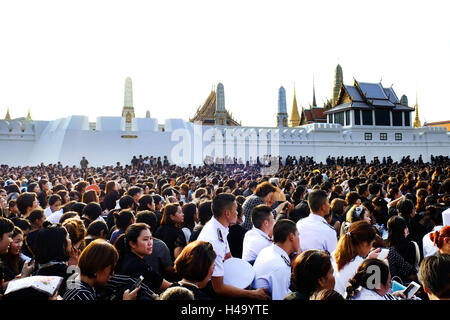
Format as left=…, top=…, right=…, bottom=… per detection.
left=252, top=244, right=292, bottom=300
left=197, top=217, right=230, bottom=278
left=46, top=209, right=64, bottom=224
left=241, top=227, right=272, bottom=263
left=423, top=225, right=443, bottom=257
left=331, top=254, right=364, bottom=296
left=296, top=213, right=337, bottom=253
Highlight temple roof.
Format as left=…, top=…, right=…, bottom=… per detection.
left=189, top=89, right=240, bottom=126
left=326, top=80, right=415, bottom=114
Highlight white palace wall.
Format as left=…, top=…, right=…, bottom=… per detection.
left=1, top=117, right=449, bottom=167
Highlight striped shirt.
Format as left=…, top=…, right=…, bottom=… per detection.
left=63, top=280, right=96, bottom=301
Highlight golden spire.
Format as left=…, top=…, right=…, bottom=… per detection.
left=413, top=91, right=421, bottom=128
left=26, top=107, right=32, bottom=121
left=290, top=85, right=301, bottom=127
left=5, top=107, right=11, bottom=120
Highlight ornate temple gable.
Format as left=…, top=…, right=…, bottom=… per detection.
left=190, top=90, right=217, bottom=123
left=335, top=84, right=354, bottom=106
left=190, top=88, right=240, bottom=126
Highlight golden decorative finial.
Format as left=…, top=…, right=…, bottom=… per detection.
left=26, top=107, right=32, bottom=121
left=413, top=91, right=421, bottom=128
left=5, top=107, right=11, bottom=120
left=290, top=84, right=300, bottom=127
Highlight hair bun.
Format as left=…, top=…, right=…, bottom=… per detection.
left=429, top=230, right=440, bottom=246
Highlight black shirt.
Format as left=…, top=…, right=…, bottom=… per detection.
left=154, top=224, right=186, bottom=261
left=290, top=201, right=310, bottom=223
left=227, top=224, right=247, bottom=259
left=189, top=225, right=204, bottom=242
left=117, top=252, right=163, bottom=293
left=103, top=191, right=120, bottom=211
left=23, top=230, right=40, bottom=258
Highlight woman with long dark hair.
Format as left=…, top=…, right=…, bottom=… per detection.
left=154, top=203, right=186, bottom=260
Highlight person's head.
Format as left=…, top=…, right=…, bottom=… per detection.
left=7, top=226, right=24, bottom=257
left=16, top=192, right=39, bottom=217
left=273, top=219, right=299, bottom=254
left=174, top=240, right=216, bottom=288
left=159, top=286, right=194, bottom=300
left=114, top=209, right=136, bottom=231
left=397, top=198, right=415, bottom=223
left=251, top=204, right=275, bottom=236
left=34, top=224, right=71, bottom=264
left=346, top=258, right=391, bottom=299
left=105, top=181, right=118, bottom=194
left=330, top=198, right=347, bottom=216
left=357, top=183, right=369, bottom=197
left=368, top=183, right=381, bottom=197
left=116, top=223, right=153, bottom=259
left=82, top=202, right=102, bottom=222
left=27, top=209, right=46, bottom=229
left=38, top=179, right=49, bottom=191
left=127, top=186, right=143, bottom=203
left=138, top=195, right=155, bottom=212
left=429, top=226, right=450, bottom=255
left=198, top=200, right=213, bottom=225
left=387, top=215, right=408, bottom=248
left=59, top=211, right=79, bottom=224
left=372, top=196, right=388, bottom=210
left=119, top=195, right=134, bottom=210
left=346, top=205, right=371, bottom=224
left=308, top=189, right=330, bottom=217
left=248, top=181, right=258, bottom=192
left=182, top=203, right=198, bottom=231
left=12, top=218, right=31, bottom=235
left=310, top=289, right=344, bottom=300
left=77, top=239, right=118, bottom=286
left=0, top=217, right=15, bottom=255
left=48, top=194, right=62, bottom=212
left=345, top=191, right=361, bottom=206
left=81, top=189, right=99, bottom=204
left=27, top=182, right=40, bottom=194
left=291, top=249, right=335, bottom=298
left=62, top=217, right=87, bottom=252
left=86, top=220, right=109, bottom=240
left=135, top=210, right=157, bottom=233
left=160, top=203, right=184, bottom=227
left=255, top=182, right=277, bottom=207
left=152, top=195, right=163, bottom=211
left=334, top=221, right=377, bottom=271
left=56, top=190, right=70, bottom=205
left=67, top=202, right=86, bottom=215
left=212, top=193, right=237, bottom=226
left=418, top=254, right=450, bottom=300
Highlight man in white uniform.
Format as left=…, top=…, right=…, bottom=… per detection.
left=197, top=193, right=270, bottom=300
left=242, top=204, right=274, bottom=264
left=253, top=219, right=299, bottom=300
left=297, top=189, right=337, bottom=253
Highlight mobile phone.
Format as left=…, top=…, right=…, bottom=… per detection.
left=402, top=281, right=420, bottom=299
left=28, top=258, right=35, bottom=266
left=130, top=275, right=144, bottom=291
left=377, top=248, right=389, bottom=261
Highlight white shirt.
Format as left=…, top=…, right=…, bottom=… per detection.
left=349, top=287, right=388, bottom=300
left=242, top=227, right=272, bottom=263
left=252, top=244, right=292, bottom=300
left=182, top=227, right=192, bottom=244
left=46, top=209, right=64, bottom=224
left=43, top=207, right=53, bottom=218
left=197, top=217, right=230, bottom=278
left=296, top=213, right=337, bottom=253
left=423, top=225, right=443, bottom=257
left=331, top=254, right=365, bottom=296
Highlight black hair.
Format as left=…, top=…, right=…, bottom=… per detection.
left=212, top=193, right=236, bottom=219
left=251, top=204, right=273, bottom=229
left=119, top=195, right=134, bottom=209
left=34, top=224, right=70, bottom=264
left=136, top=210, right=157, bottom=233
left=419, top=254, right=450, bottom=299
left=198, top=200, right=213, bottom=225
left=0, top=217, right=15, bottom=238
left=82, top=202, right=102, bottom=221
left=86, top=220, right=109, bottom=237
left=346, top=259, right=390, bottom=299
left=273, top=219, right=297, bottom=243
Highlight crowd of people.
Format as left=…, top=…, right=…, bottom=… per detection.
left=0, top=154, right=449, bottom=301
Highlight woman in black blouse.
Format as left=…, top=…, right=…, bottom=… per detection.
left=115, top=223, right=172, bottom=294
left=154, top=203, right=186, bottom=261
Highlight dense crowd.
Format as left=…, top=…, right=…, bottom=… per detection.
left=0, top=154, right=449, bottom=301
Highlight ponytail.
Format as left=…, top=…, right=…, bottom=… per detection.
left=345, top=259, right=390, bottom=299
left=429, top=226, right=450, bottom=249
